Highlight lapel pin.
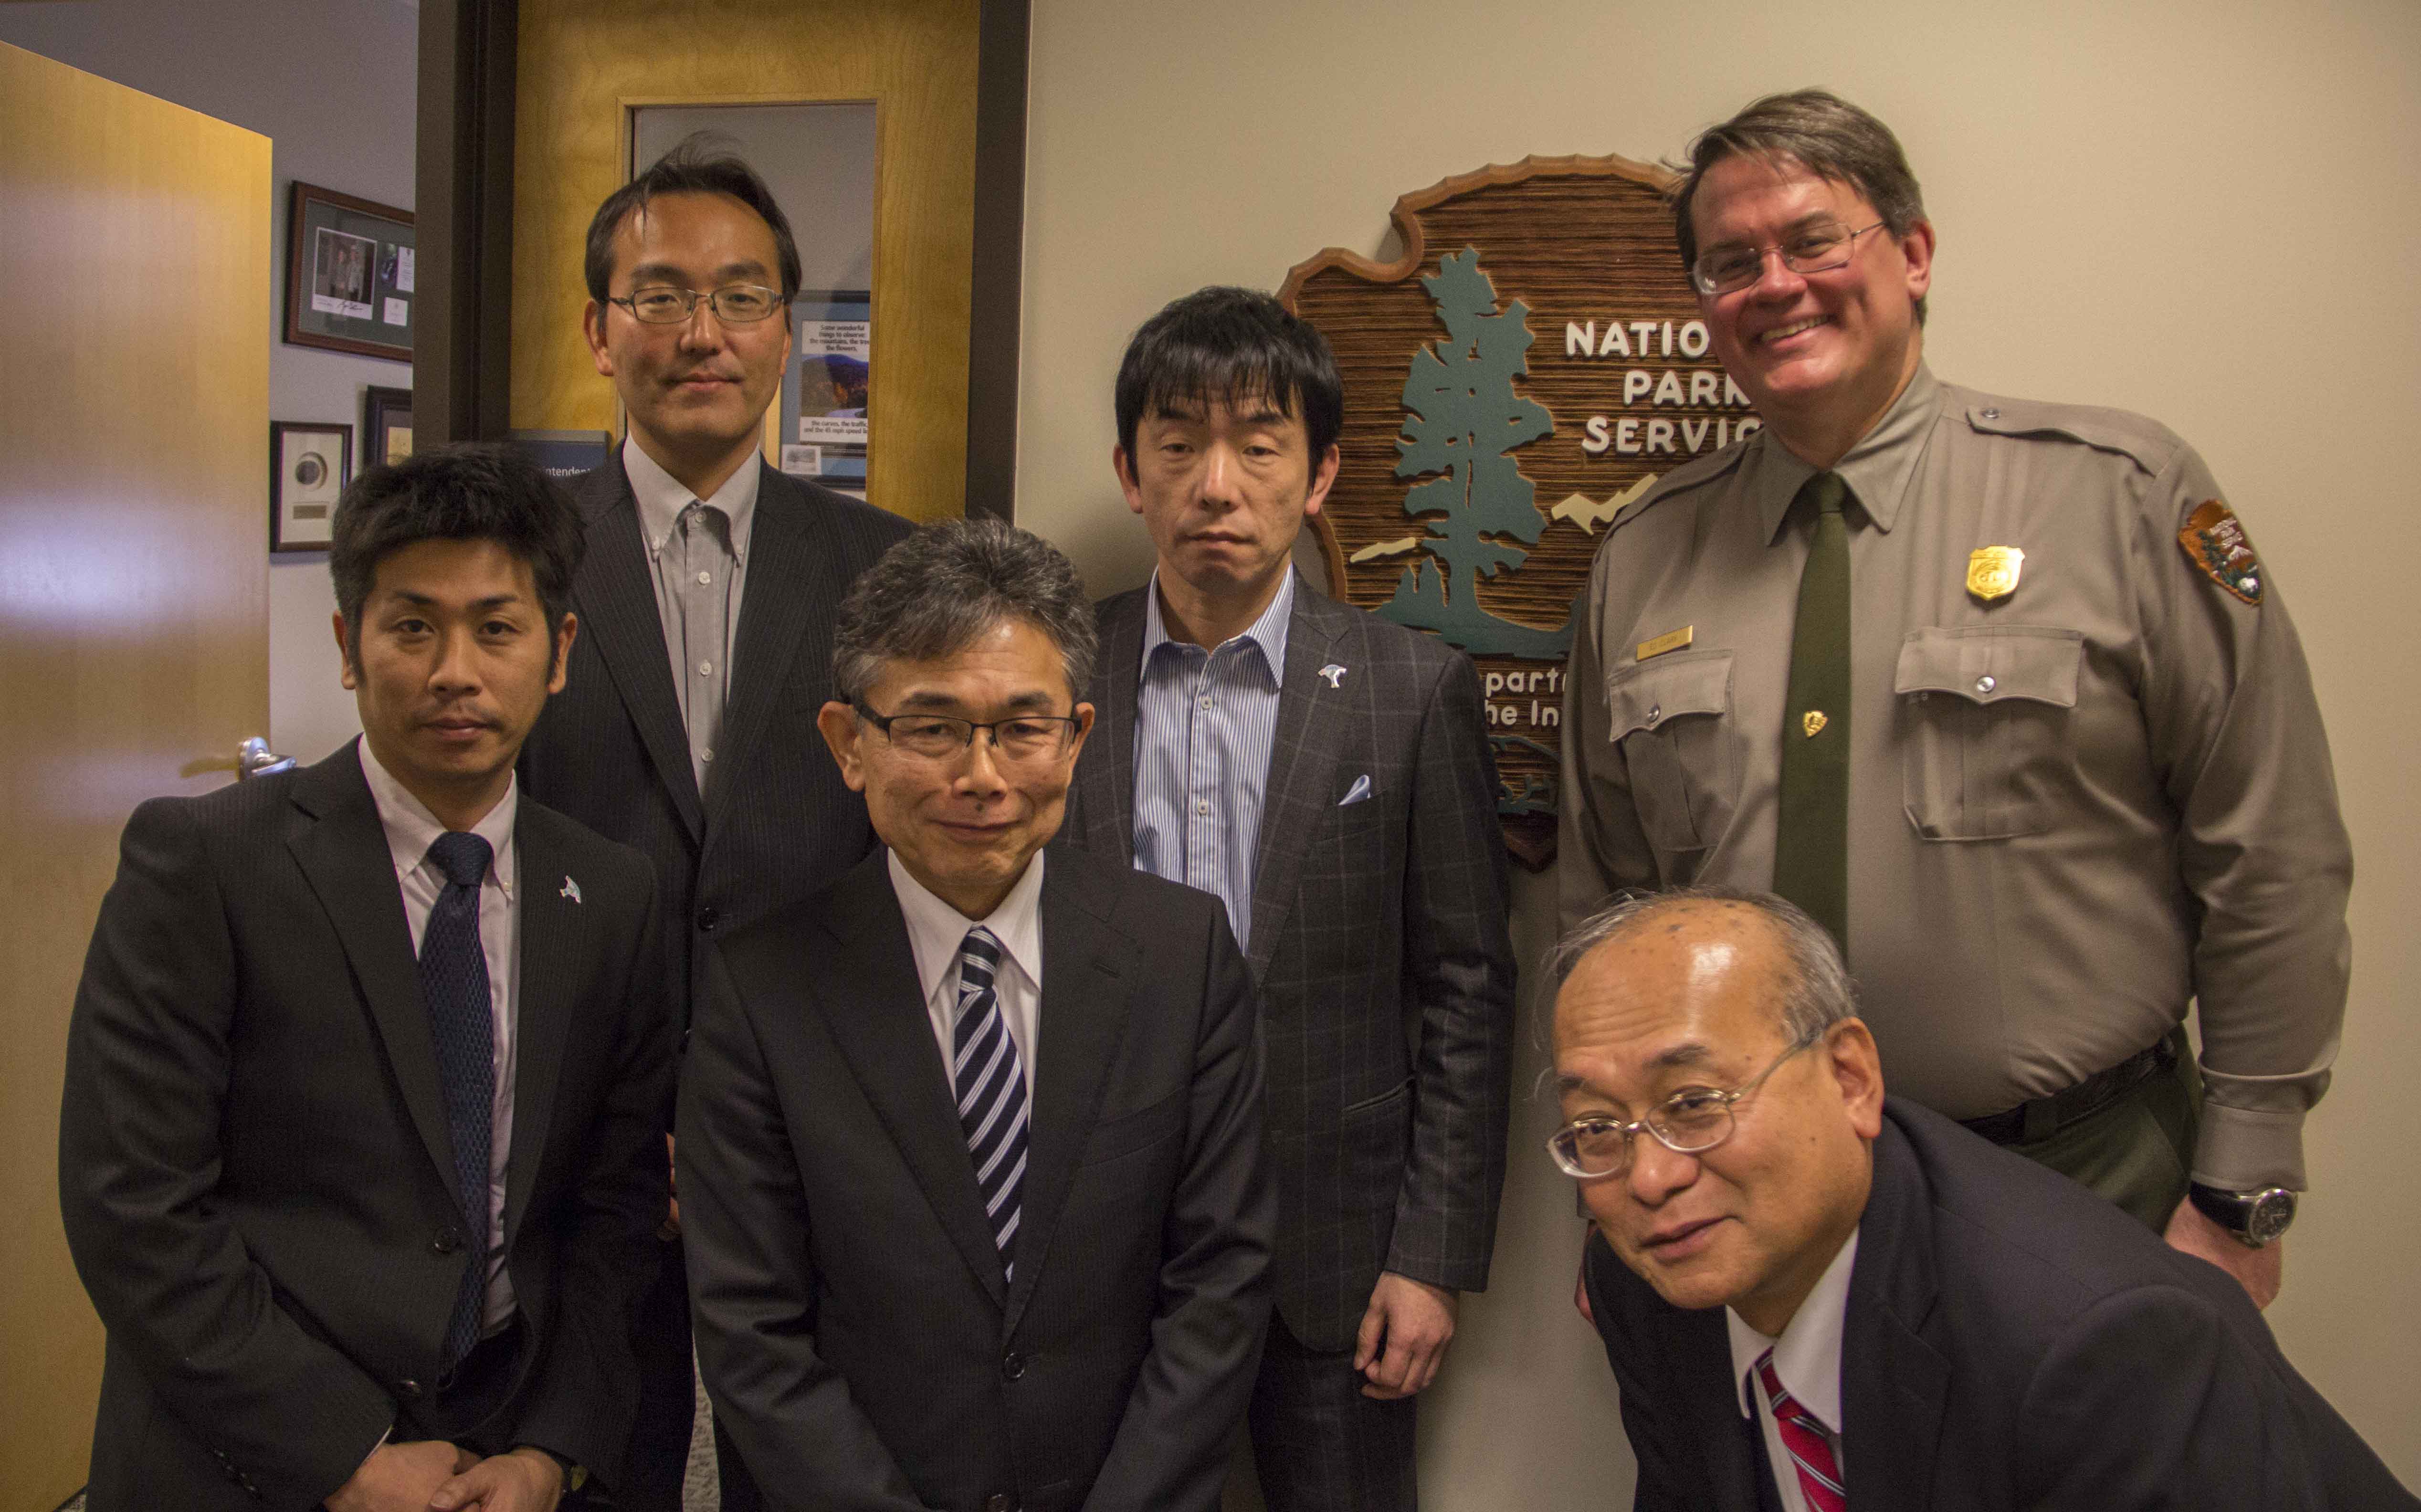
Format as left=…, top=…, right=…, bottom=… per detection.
left=560, top=875, right=583, bottom=904
left=1318, top=663, right=1347, bottom=688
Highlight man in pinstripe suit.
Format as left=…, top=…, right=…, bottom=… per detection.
left=1065, top=287, right=1516, bottom=1510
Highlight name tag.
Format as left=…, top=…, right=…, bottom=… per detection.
left=1636, top=625, right=1694, bottom=662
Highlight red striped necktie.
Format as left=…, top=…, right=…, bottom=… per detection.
left=1755, top=1347, right=1845, bottom=1512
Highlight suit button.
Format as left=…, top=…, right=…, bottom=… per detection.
left=986, top=1496, right=1017, bottom=1512
left=397, top=1378, right=423, bottom=1399
left=696, top=906, right=720, bottom=933
left=1000, top=1353, right=1025, bottom=1381
left=431, top=1226, right=463, bottom=1255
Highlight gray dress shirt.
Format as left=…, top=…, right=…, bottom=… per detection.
left=622, top=435, right=758, bottom=795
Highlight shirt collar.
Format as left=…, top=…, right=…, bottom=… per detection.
left=888, top=847, right=1046, bottom=1005
left=1751, top=363, right=1942, bottom=544
left=1725, top=1226, right=1860, bottom=1432
left=356, top=734, right=518, bottom=897
left=622, top=433, right=761, bottom=562
left=1138, top=565, right=1296, bottom=688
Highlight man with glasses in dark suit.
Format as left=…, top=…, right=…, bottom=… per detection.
left=1550, top=887, right=2410, bottom=1512
left=516, top=136, right=910, bottom=1508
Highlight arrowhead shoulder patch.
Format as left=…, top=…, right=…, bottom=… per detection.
left=2177, top=499, right=2263, bottom=605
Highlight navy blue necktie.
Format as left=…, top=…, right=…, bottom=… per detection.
left=953, top=929, right=1028, bottom=1281
left=419, top=830, right=495, bottom=1368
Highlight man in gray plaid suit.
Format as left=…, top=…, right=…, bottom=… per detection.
left=1065, top=286, right=1516, bottom=1510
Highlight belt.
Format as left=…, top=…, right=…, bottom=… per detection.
left=1960, top=1035, right=2177, bottom=1146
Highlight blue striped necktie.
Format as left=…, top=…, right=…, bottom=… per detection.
left=419, top=830, right=495, bottom=1369
left=952, top=928, right=1028, bottom=1281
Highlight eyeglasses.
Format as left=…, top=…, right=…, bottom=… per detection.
left=853, top=703, right=1083, bottom=763
left=1547, top=1033, right=1821, bottom=1179
left=1689, top=220, right=1887, bottom=296
left=610, top=284, right=785, bottom=324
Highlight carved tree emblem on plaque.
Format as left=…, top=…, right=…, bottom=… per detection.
left=1284, top=154, right=1755, bottom=866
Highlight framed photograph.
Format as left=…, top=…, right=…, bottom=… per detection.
left=364, top=385, right=413, bottom=467
left=270, top=421, right=352, bottom=552
left=284, top=181, right=415, bottom=362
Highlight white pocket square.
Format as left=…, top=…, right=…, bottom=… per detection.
left=1339, top=774, right=1373, bottom=807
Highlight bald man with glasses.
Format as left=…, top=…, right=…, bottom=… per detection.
left=1551, top=888, right=2411, bottom=1512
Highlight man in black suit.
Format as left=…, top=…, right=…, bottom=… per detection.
left=1063, top=286, right=1514, bottom=1510
left=1549, top=887, right=2412, bottom=1511
left=679, top=519, right=1274, bottom=1512
left=516, top=138, right=911, bottom=1506
left=60, top=446, right=673, bottom=1511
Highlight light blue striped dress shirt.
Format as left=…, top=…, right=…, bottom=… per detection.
left=1130, top=569, right=1294, bottom=955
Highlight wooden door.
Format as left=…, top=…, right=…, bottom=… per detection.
left=0, top=42, right=271, bottom=1505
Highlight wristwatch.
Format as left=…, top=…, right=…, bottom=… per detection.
left=2187, top=1182, right=2298, bottom=1248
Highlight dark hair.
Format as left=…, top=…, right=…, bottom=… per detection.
left=329, top=442, right=586, bottom=671
left=583, top=133, right=803, bottom=305
left=1113, top=286, right=1344, bottom=462
left=832, top=519, right=1097, bottom=705
left=1670, top=89, right=1929, bottom=324
left=1546, top=886, right=1857, bottom=1048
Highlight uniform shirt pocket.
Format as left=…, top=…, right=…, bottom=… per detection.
left=1603, top=650, right=1737, bottom=853
left=1894, top=625, right=2083, bottom=840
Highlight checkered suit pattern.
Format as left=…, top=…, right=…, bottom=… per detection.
left=1067, top=574, right=1516, bottom=1354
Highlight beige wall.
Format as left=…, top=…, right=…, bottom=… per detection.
left=1016, top=0, right=2421, bottom=1500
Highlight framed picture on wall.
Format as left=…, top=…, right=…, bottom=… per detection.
left=270, top=420, right=352, bottom=552
left=284, top=181, right=415, bottom=362
left=364, top=385, right=413, bottom=466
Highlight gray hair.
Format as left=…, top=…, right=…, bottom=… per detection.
left=1669, top=88, right=1930, bottom=325
left=831, top=518, right=1099, bottom=705
left=1545, top=886, right=1858, bottom=1047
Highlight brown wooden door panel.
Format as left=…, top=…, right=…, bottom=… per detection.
left=0, top=41, right=271, bottom=1505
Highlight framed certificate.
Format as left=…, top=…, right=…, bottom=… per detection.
left=270, top=420, right=353, bottom=552
left=364, top=385, right=413, bottom=467
left=284, top=181, right=415, bottom=362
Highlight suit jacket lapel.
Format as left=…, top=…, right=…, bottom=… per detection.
left=574, top=458, right=705, bottom=841
left=1244, top=581, right=1348, bottom=977
left=811, top=855, right=1010, bottom=1306
left=1002, top=854, right=1132, bottom=1334
left=1074, top=588, right=1145, bottom=859
left=1842, top=1120, right=1951, bottom=1512
left=710, top=469, right=840, bottom=829
left=286, top=746, right=461, bottom=1208
left=501, top=812, right=573, bottom=1246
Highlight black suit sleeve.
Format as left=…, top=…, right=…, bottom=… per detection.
left=1083, top=905, right=1274, bottom=1512
left=676, top=948, right=931, bottom=1512
left=2017, top=1282, right=2417, bottom=1511
left=1386, top=650, right=1515, bottom=1292
left=1582, top=1232, right=1712, bottom=1512
left=506, top=870, right=676, bottom=1480
left=58, top=799, right=395, bottom=1508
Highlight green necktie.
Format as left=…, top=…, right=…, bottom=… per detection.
left=1772, top=471, right=1853, bottom=950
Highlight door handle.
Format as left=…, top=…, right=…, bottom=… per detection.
left=237, top=736, right=296, bottom=780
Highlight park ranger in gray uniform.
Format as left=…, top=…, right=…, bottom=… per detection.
left=1558, top=88, right=2349, bottom=1310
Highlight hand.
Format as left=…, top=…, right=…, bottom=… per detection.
left=427, top=1446, right=565, bottom=1512
left=1353, top=1273, right=1457, bottom=1399
left=323, top=1440, right=476, bottom=1512
left=2164, top=1195, right=2284, bottom=1309
left=661, top=1132, right=681, bottom=1239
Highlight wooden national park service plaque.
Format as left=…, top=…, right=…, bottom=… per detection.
left=1282, top=154, right=1763, bottom=868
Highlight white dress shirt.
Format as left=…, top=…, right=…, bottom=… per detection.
left=623, top=433, right=759, bottom=789
left=359, top=737, right=521, bottom=1332
left=1726, top=1228, right=1859, bottom=1512
left=889, top=850, right=1044, bottom=1094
